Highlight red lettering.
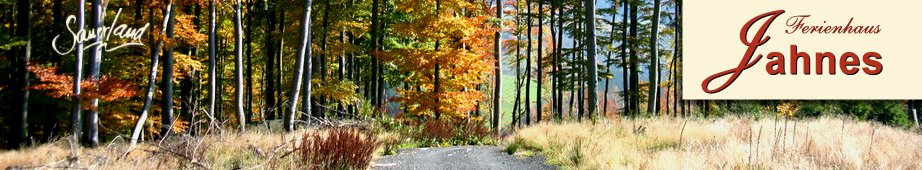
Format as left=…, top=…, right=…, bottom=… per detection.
left=701, top=10, right=785, bottom=94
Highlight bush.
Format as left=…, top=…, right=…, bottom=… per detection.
left=422, top=120, right=454, bottom=141
left=798, top=101, right=842, bottom=117
left=417, top=118, right=494, bottom=146
left=842, top=101, right=912, bottom=128
left=299, top=128, right=378, bottom=170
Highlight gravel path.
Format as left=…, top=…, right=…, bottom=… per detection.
left=372, top=146, right=556, bottom=170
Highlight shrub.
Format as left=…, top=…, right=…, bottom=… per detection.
left=452, top=119, right=492, bottom=145
left=870, top=101, right=912, bottom=128
left=299, top=128, right=378, bottom=170
left=841, top=101, right=912, bottom=128
left=417, top=118, right=494, bottom=146
left=421, top=120, right=454, bottom=141
left=798, top=101, right=842, bottom=117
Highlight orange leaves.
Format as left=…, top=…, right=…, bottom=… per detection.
left=171, top=14, right=208, bottom=47
left=26, top=64, right=137, bottom=109
left=384, top=0, right=495, bottom=119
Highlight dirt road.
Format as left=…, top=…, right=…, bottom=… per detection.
left=372, top=146, right=556, bottom=170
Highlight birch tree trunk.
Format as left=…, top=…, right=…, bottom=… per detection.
left=131, top=2, right=173, bottom=147
left=234, top=0, right=246, bottom=132
left=286, top=0, right=314, bottom=131
left=85, top=0, right=106, bottom=147
left=72, top=0, right=86, bottom=145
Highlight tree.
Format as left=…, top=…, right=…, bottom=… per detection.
left=207, top=0, right=217, bottom=127
left=131, top=2, right=174, bottom=147
left=85, top=0, right=105, bottom=147
left=628, top=0, right=639, bottom=116
left=619, top=0, right=628, bottom=115
left=553, top=0, right=563, bottom=120
left=10, top=0, right=32, bottom=149
left=493, top=0, right=503, bottom=134
left=265, top=0, right=277, bottom=120
left=584, top=0, right=599, bottom=120
left=511, top=0, right=523, bottom=126
left=603, top=0, right=618, bottom=115
left=286, top=0, right=314, bottom=131
left=647, top=0, right=660, bottom=114
left=383, top=0, right=493, bottom=120
left=72, top=0, right=87, bottom=145
left=160, top=2, right=177, bottom=138
left=674, top=0, right=683, bottom=116
left=245, top=0, right=254, bottom=124
left=536, top=0, right=543, bottom=123
left=524, top=0, right=532, bottom=125
left=234, top=0, right=246, bottom=132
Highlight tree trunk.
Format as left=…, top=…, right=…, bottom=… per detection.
left=603, top=0, right=618, bottom=116
left=647, top=0, right=660, bottom=115
left=512, top=11, right=522, bottom=127
left=69, top=0, right=85, bottom=146
left=620, top=0, right=628, bottom=115
left=628, top=0, right=639, bottom=116
left=131, top=2, right=173, bottom=147
left=286, top=0, right=314, bottom=131
left=375, top=1, right=389, bottom=115
left=265, top=0, right=277, bottom=120
left=234, top=0, right=246, bottom=132
left=160, top=3, right=177, bottom=139
left=492, top=0, right=503, bottom=135
left=549, top=0, right=557, bottom=120
left=277, top=8, right=286, bottom=120
left=433, top=0, right=441, bottom=120
left=524, top=0, right=532, bottom=125
left=10, top=0, right=31, bottom=149
left=584, top=0, right=599, bottom=121
left=369, top=0, right=380, bottom=112
left=85, top=0, right=106, bottom=147
left=207, top=0, right=218, bottom=131
left=536, top=0, right=543, bottom=123
left=337, top=31, right=346, bottom=118
left=245, top=0, right=254, bottom=123
left=673, top=0, right=686, bottom=116
left=313, top=0, right=332, bottom=119
left=554, top=3, right=563, bottom=120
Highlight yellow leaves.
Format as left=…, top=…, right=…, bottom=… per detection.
left=311, top=78, right=361, bottom=106
left=777, top=101, right=800, bottom=118
left=173, top=52, right=205, bottom=79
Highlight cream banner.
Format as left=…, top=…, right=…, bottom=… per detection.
left=683, top=0, right=922, bottom=99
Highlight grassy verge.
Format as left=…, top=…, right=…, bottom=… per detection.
left=504, top=116, right=922, bottom=169
left=0, top=125, right=383, bottom=169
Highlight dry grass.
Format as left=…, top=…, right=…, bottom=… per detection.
left=506, top=116, right=922, bottom=169
left=0, top=127, right=367, bottom=169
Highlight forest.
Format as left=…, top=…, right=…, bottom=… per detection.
left=1, top=0, right=921, bottom=169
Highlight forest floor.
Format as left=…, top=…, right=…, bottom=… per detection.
left=504, top=116, right=922, bottom=169
left=372, top=146, right=555, bottom=170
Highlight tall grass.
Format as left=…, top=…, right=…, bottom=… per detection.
left=0, top=127, right=381, bottom=169
left=506, top=116, right=922, bottom=169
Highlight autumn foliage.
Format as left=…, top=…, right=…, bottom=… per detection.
left=27, top=64, right=136, bottom=109
left=383, top=0, right=496, bottom=119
